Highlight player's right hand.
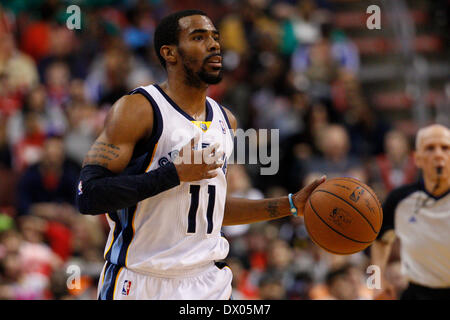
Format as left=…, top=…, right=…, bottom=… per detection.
left=173, top=135, right=224, bottom=182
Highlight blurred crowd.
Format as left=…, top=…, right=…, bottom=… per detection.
left=0, top=0, right=424, bottom=300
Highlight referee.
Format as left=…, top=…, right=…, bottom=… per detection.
left=371, top=124, right=450, bottom=300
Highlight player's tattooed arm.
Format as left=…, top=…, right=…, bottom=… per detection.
left=266, top=200, right=282, bottom=218
left=222, top=197, right=292, bottom=226
left=77, top=93, right=181, bottom=215
left=221, top=106, right=326, bottom=225
left=223, top=177, right=326, bottom=225
left=83, top=141, right=122, bottom=169
left=81, top=94, right=153, bottom=173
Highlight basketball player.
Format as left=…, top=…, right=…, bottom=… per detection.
left=371, top=124, right=450, bottom=299
left=76, top=10, right=326, bottom=300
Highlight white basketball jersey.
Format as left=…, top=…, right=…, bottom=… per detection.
left=103, top=84, right=234, bottom=276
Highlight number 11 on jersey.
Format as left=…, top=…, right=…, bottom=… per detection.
left=187, top=184, right=216, bottom=234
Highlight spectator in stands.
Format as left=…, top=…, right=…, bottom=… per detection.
left=369, top=130, right=418, bottom=199
left=324, top=265, right=359, bottom=300
left=47, top=268, right=74, bottom=300
left=16, top=215, right=63, bottom=299
left=305, top=124, right=364, bottom=179
left=0, top=32, right=39, bottom=99
left=85, top=41, right=153, bottom=107
left=10, top=111, right=46, bottom=172
left=15, top=134, right=80, bottom=216
left=122, top=5, right=155, bottom=58
left=44, top=60, right=72, bottom=108
left=0, top=249, right=31, bottom=299
left=258, top=272, right=287, bottom=300
left=0, top=223, right=61, bottom=300
left=291, top=23, right=359, bottom=90
left=285, top=0, right=326, bottom=47
left=344, top=89, right=391, bottom=157
left=7, top=85, right=68, bottom=165
left=219, top=0, right=277, bottom=59
left=264, top=239, right=297, bottom=294
left=286, top=271, right=314, bottom=300
left=381, top=261, right=408, bottom=300
left=281, top=99, right=338, bottom=191
left=63, top=80, right=104, bottom=166
left=315, top=264, right=370, bottom=300
left=37, top=25, right=87, bottom=80
left=226, top=257, right=259, bottom=300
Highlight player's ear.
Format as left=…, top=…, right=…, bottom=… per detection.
left=413, top=150, right=422, bottom=169
left=160, top=45, right=177, bottom=66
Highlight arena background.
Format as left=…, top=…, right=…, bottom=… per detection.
left=0, top=0, right=448, bottom=300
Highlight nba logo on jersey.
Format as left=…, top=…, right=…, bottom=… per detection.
left=219, top=119, right=226, bottom=134
left=77, top=181, right=83, bottom=195
left=122, top=280, right=132, bottom=296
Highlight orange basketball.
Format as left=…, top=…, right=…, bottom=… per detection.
left=303, top=177, right=383, bottom=255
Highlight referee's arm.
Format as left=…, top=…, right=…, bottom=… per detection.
left=371, top=197, right=397, bottom=276
left=370, top=189, right=398, bottom=297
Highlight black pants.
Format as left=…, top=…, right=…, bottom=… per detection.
left=401, top=283, right=450, bottom=300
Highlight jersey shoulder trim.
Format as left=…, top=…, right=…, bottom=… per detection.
left=216, top=103, right=233, bottom=131
left=385, top=181, right=422, bottom=207
left=154, top=84, right=213, bottom=122
left=377, top=181, right=421, bottom=239
left=128, top=87, right=163, bottom=172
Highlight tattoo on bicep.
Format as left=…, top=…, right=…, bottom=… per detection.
left=266, top=200, right=280, bottom=218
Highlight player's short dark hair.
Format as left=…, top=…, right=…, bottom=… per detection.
left=154, top=9, right=207, bottom=69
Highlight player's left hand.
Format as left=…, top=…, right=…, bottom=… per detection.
left=292, top=175, right=326, bottom=216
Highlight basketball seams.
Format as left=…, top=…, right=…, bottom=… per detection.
left=308, top=198, right=373, bottom=244
left=333, top=177, right=383, bottom=226
left=313, top=189, right=378, bottom=234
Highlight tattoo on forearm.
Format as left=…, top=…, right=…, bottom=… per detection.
left=94, top=141, right=120, bottom=150
left=86, top=153, right=114, bottom=161
left=83, top=141, right=121, bottom=168
left=267, top=200, right=280, bottom=218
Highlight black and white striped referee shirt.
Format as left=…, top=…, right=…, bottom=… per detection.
left=378, top=179, right=450, bottom=288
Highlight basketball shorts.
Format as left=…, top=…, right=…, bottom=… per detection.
left=97, top=261, right=233, bottom=300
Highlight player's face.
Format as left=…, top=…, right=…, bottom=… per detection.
left=414, top=127, right=450, bottom=182
left=176, top=15, right=222, bottom=87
